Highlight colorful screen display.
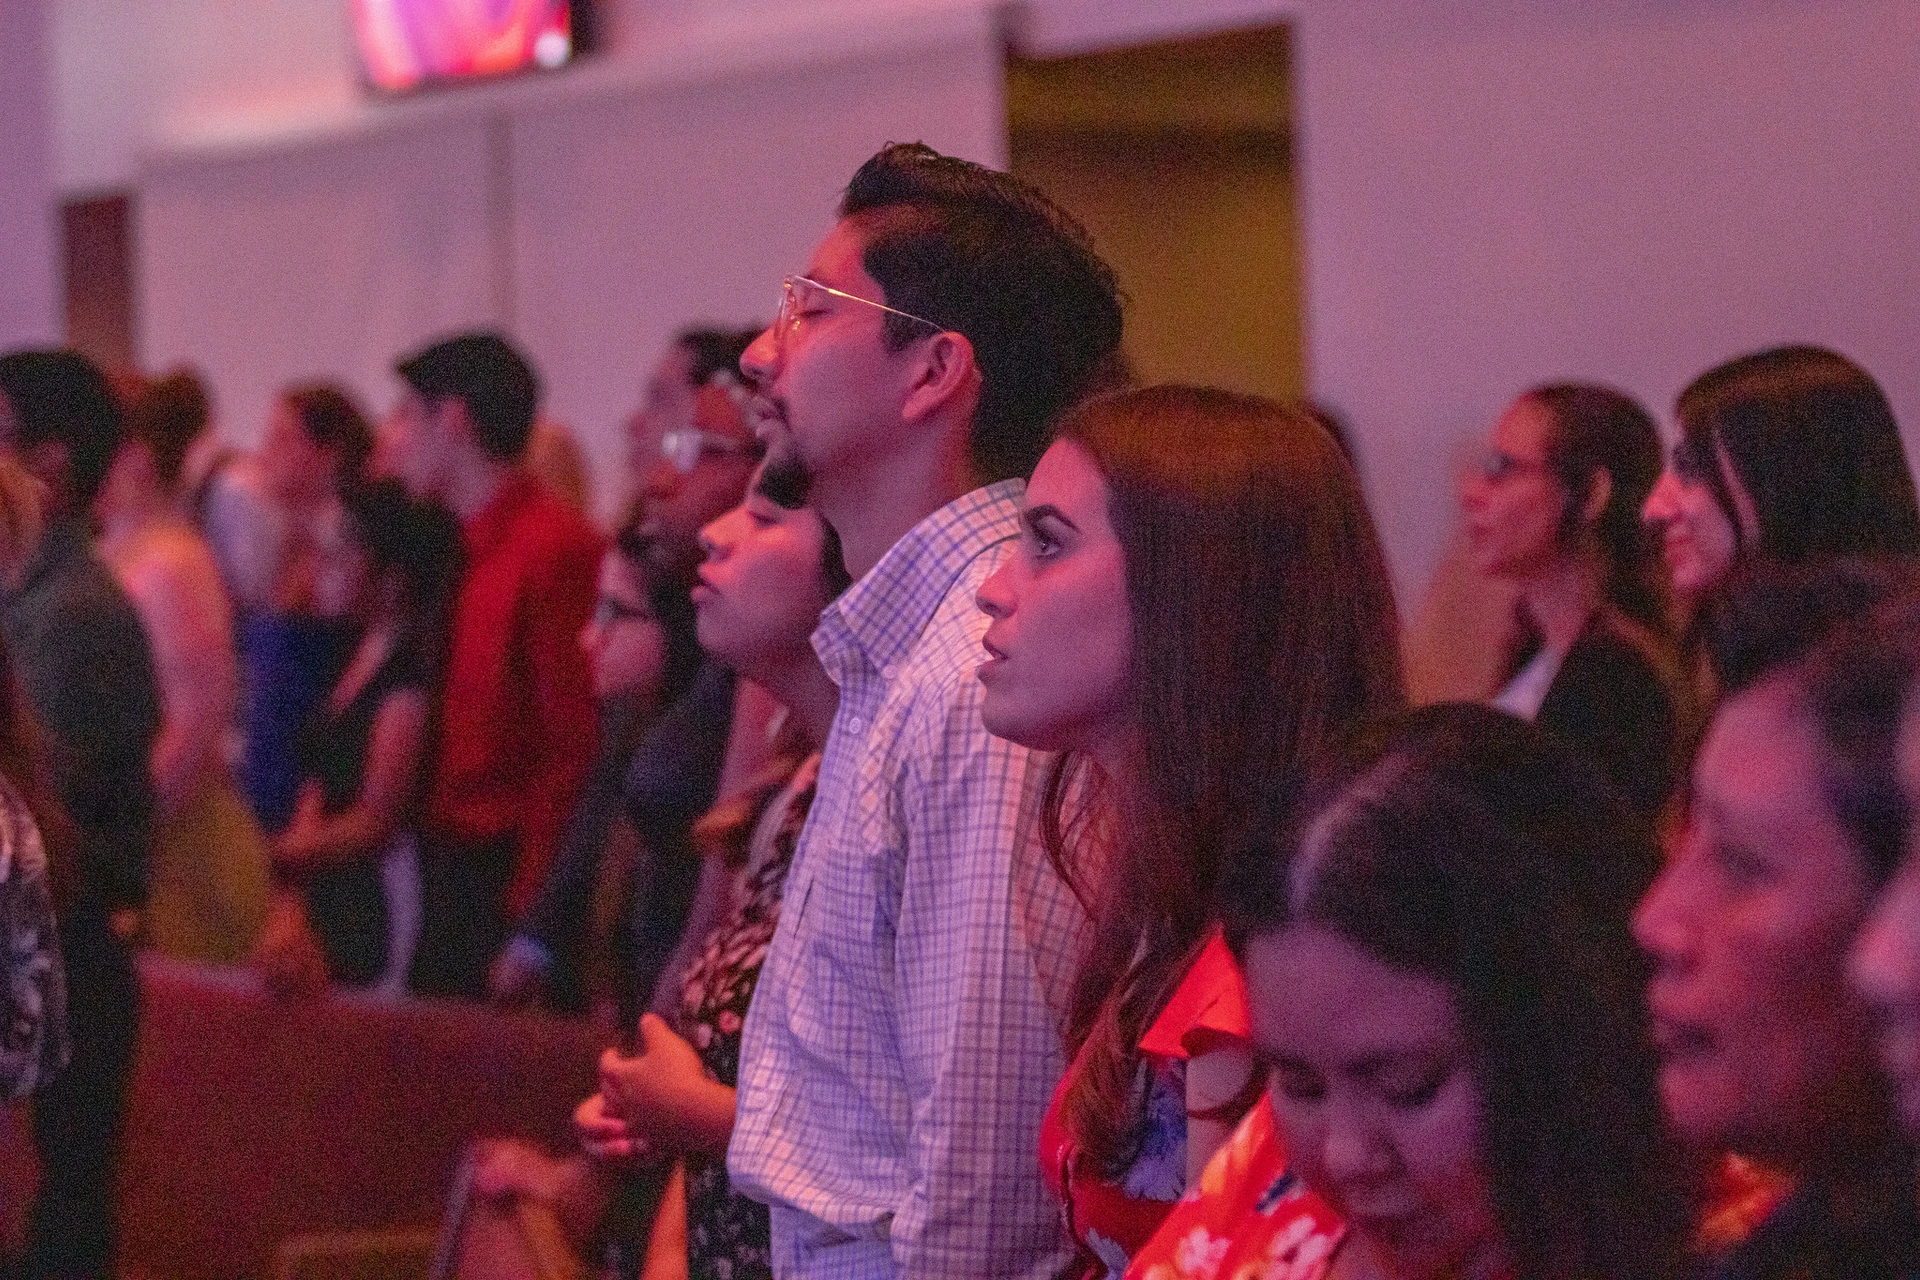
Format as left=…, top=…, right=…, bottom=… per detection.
left=350, top=0, right=585, bottom=92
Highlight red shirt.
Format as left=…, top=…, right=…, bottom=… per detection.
left=426, top=473, right=602, bottom=917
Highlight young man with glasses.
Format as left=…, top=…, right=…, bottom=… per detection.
left=728, top=142, right=1124, bottom=1279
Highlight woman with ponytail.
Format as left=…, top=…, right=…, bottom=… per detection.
left=975, top=385, right=1405, bottom=1278
left=1460, top=382, right=1682, bottom=814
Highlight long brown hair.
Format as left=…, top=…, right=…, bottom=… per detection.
left=1047, top=385, right=1405, bottom=1174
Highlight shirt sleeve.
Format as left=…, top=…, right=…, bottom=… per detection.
left=1139, top=932, right=1251, bottom=1060
left=504, top=529, right=604, bottom=919
left=19, top=591, right=161, bottom=911
left=0, top=786, right=69, bottom=1100
left=890, top=670, right=1078, bottom=1280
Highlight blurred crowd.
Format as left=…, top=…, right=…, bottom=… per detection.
left=2, top=140, right=1919, bottom=1280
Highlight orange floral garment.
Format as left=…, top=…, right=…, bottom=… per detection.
left=1126, top=1100, right=1344, bottom=1280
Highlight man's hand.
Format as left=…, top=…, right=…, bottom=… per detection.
left=488, top=940, right=550, bottom=1007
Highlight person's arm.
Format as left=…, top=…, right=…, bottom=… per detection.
left=890, top=677, right=1079, bottom=1280
left=119, top=550, right=237, bottom=817
left=275, top=689, right=427, bottom=873
left=504, top=536, right=602, bottom=919
left=1184, top=1037, right=1257, bottom=1182
left=0, top=794, right=67, bottom=1099
left=598, top=1015, right=738, bottom=1157
left=18, top=591, right=161, bottom=912
left=643, top=849, right=732, bottom=1020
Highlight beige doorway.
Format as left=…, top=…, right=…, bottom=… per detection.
left=1008, top=25, right=1302, bottom=403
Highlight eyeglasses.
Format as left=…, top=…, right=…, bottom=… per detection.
left=593, top=595, right=654, bottom=628
left=773, top=275, right=943, bottom=347
left=1475, top=448, right=1552, bottom=484
left=660, top=427, right=759, bottom=475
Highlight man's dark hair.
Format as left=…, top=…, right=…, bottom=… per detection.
left=0, top=349, right=124, bottom=504
left=675, top=327, right=761, bottom=391
left=395, top=331, right=540, bottom=462
left=839, top=142, right=1124, bottom=481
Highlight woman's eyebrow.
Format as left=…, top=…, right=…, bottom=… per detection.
left=1023, top=503, right=1078, bottom=534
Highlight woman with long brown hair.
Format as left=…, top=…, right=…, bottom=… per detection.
left=975, top=385, right=1405, bottom=1277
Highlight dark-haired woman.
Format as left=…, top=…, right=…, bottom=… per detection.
left=99, top=373, right=270, bottom=964
left=1643, top=345, right=1920, bottom=608
left=1636, top=561, right=1920, bottom=1276
left=1461, top=383, right=1681, bottom=814
left=272, top=480, right=460, bottom=985
left=975, top=386, right=1405, bottom=1277
left=1215, top=704, right=1688, bottom=1280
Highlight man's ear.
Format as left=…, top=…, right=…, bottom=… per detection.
left=1581, top=467, right=1614, bottom=526
left=900, top=331, right=982, bottom=427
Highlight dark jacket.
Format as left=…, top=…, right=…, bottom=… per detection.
left=1529, top=613, right=1680, bottom=818
left=0, top=517, right=161, bottom=913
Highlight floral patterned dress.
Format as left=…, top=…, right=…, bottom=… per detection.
left=1043, top=934, right=1257, bottom=1279
left=1126, top=1102, right=1343, bottom=1280
left=675, top=755, right=818, bottom=1280
left=0, top=775, right=67, bottom=1100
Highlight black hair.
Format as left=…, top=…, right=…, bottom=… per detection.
left=839, top=142, right=1124, bottom=482
left=674, top=328, right=762, bottom=391
left=339, top=479, right=464, bottom=679
left=1706, top=558, right=1920, bottom=886
left=1225, top=704, right=1686, bottom=1280
left=1674, top=345, right=1920, bottom=567
left=0, top=349, right=124, bottom=504
left=1527, top=383, right=1669, bottom=636
left=394, top=331, right=540, bottom=463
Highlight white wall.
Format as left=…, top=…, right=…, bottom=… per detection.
left=1296, top=0, right=1920, bottom=602
left=0, top=0, right=60, bottom=349
left=136, top=0, right=1008, bottom=523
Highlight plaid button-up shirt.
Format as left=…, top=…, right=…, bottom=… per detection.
left=729, top=482, right=1084, bottom=1279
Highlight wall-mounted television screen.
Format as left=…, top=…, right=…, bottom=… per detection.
left=351, top=0, right=592, bottom=93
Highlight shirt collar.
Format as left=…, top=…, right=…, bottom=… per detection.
left=817, top=479, right=1024, bottom=673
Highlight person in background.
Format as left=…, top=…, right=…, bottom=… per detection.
left=973, top=386, right=1404, bottom=1278
left=1634, top=561, right=1920, bottom=1276
left=623, top=328, right=766, bottom=515
left=492, top=329, right=761, bottom=1014
left=235, top=383, right=374, bottom=834
left=528, top=416, right=592, bottom=513
left=1850, top=584, right=1920, bottom=1147
left=0, top=459, right=69, bottom=1103
left=478, top=466, right=849, bottom=1280
left=270, top=479, right=460, bottom=987
left=1220, top=704, right=1688, bottom=1280
left=1460, top=383, right=1680, bottom=814
left=728, top=141, right=1123, bottom=1280
left=487, top=522, right=700, bottom=1012
left=374, top=331, right=602, bottom=999
left=1643, top=345, right=1920, bottom=612
left=0, top=349, right=161, bottom=1280
left=97, top=371, right=270, bottom=965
